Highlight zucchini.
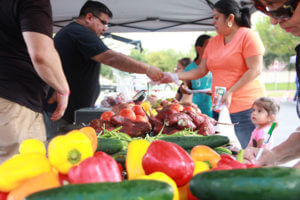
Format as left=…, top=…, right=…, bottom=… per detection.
left=189, top=167, right=300, bottom=200
left=158, top=135, right=229, bottom=150
left=214, top=147, right=232, bottom=155
left=97, top=137, right=123, bottom=154
left=26, top=180, right=173, bottom=200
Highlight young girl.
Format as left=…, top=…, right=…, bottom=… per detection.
left=174, top=58, right=192, bottom=101
left=247, top=97, right=280, bottom=149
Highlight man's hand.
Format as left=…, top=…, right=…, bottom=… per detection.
left=48, top=91, right=69, bottom=121
left=146, top=65, right=163, bottom=81
left=244, top=147, right=277, bottom=166
left=153, top=72, right=180, bottom=85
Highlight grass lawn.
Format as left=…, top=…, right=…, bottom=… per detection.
left=265, top=82, right=296, bottom=90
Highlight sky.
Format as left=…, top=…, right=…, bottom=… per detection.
left=103, top=12, right=266, bottom=55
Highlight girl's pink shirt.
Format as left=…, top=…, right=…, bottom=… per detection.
left=248, top=124, right=272, bottom=149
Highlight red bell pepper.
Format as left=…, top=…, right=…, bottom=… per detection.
left=245, top=163, right=258, bottom=168
left=68, top=151, right=122, bottom=184
left=0, top=192, right=8, bottom=200
left=58, top=173, right=70, bottom=185
left=214, top=154, right=247, bottom=170
left=142, top=140, right=194, bottom=186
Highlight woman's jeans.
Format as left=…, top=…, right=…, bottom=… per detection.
left=213, top=108, right=255, bottom=149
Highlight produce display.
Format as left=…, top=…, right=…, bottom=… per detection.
left=0, top=98, right=299, bottom=200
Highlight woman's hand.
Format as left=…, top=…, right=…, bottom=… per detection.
left=221, top=91, right=233, bottom=108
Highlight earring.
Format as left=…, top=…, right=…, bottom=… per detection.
left=228, top=21, right=232, bottom=28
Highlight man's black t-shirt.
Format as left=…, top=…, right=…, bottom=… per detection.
left=45, top=22, right=109, bottom=123
left=0, top=0, right=53, bottom=112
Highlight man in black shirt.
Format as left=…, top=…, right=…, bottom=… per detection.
left=44, top=1, right=163, bottom=139
left=0, top=0, right=69, bottom=163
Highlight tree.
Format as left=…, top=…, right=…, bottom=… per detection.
left=255, top=15, right=300, bottom=69
left=130, top=48, right=194, bottom=72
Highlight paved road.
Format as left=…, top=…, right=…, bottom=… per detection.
left=272, top=101, right=300, bottom=167
left=273, top=101, right=299, bottom=145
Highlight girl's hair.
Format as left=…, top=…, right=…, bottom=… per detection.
left=178, top=57, right=192, bottom=68
left=253, top=97, right=280, bottom=116
left=214, top=0, right=251, bottom=28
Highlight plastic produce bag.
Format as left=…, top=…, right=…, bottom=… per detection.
left=215, top=106, right=241, bottom=149
left=114, top=69, right=134, bottom=102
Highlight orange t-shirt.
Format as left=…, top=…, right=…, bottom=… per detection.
left=203, top=27, right=265, bottom=113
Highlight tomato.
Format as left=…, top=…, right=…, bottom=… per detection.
left=169, top=104, right=183, bottom=112
left=100, top=111, right=115, bottom=121
left=132, top=105, right=146, bottom=116
left=119, top=108, right=136, bottom=121
left=135, top=115, right=148, bottom=122
left=183, top=106, right=195, bottom=112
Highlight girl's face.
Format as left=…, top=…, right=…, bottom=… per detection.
left=251, top=104, right=272, bottom=127
left=175, top=62, right=185, bottom=73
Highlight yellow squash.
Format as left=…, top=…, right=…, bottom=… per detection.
left=137, top=172, right=179, bottom=200
left=0, top=153, right=52, bottom=192
left=126, top=139, right=150, bottom=180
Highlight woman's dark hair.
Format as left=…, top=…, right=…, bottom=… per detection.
left=214, top=0, right=251, bottom=28
left=79, top=1, right=113, bottom=18
left=194, top=34, right=211, bottom=61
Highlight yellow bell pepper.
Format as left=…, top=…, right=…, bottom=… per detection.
left=137, top=172, right=179, bottom=200
left=193, top=161, right=210, bottom=175
left=0, top=153, right=52, bottom=192
left=126, top=139, right=150, bottom=180
left=19, top=139, right=46, bottom=156
left=141, top=101, right=151, bottom=112
left=48, top=130, right=93, bottom=174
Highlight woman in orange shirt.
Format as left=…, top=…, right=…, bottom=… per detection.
left=161, top=0, right=265, bottom=148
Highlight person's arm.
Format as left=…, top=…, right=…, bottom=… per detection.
left=244, top=127, right=300, bottom=166
left=180, top=93, right=193, bottom=104
left=222, top=55, right=263, bottom=107
left=158, top=59, right=209, bottom=84
left=178, top=59, right=209, bottom=81
left=268, top=129, right=300, bottom=164
left=91, top=50, right=163, bottom=81
left=23, top=32, right=69, bottom=121
left=179, top=80, right=193, bottom=103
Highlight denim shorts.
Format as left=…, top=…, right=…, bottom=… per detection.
left=213, top=108, right=255, bottom=149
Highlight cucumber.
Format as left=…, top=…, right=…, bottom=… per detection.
left=97, top=137, right=123, bottom=154
left=111, top=149, right=127, bottom=164
left=214, top=147, right=232, bottom=155
left=189, top=167, right=300, bottom=200
left=26, top=180, right=173, bottom=200
left=158, top=135, right=229, bottom=150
